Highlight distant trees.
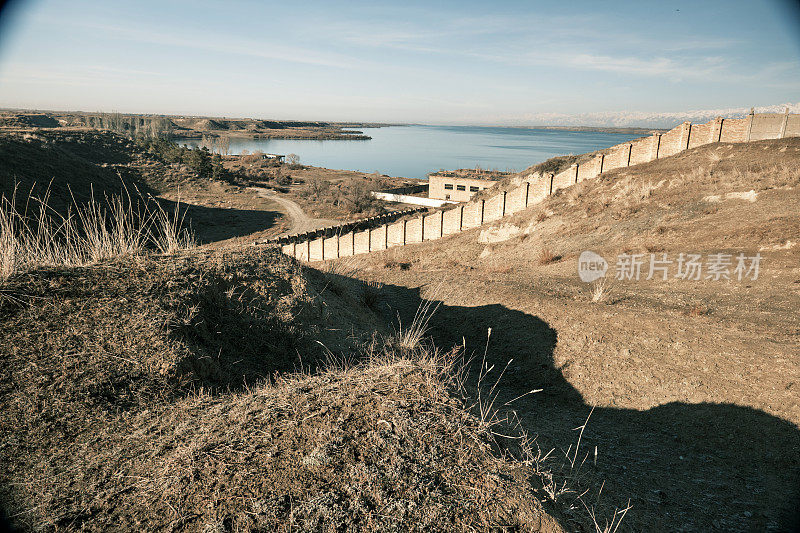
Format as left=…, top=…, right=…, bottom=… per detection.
left=82, top=112, right=173, bottom=139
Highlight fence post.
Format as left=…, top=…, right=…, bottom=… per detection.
left=779, top=107, right=789, bottom=138
left=685, top=122, right=692, bottom=149
left=293, top=241, right=297, bottom=258
left=384, top=223, right=388, bottom=249
left=307, top=239, right=310, bottom=262
left=652, top=133, right=661, bottom=160
left=501, top=191, right=507, bottom=216
left=627, top=144, right=633, bottom=166
left=712, top=116, right=723, bottom=143
left=352, top=231, right=355, bottom=255
left=548, top=174, right=554, bottom=195
left=745, top=108, right=754, bottom=141
left=403, top=219, right=407, bottom=245
left=321, top=235, right=325, bottom=261
left=439, top=210, right=444, bottom=237
left=420, top=215, right=425, bottom=241
left=598, top=153, right=605, bottom=174
left=367, top=227, right=371, bottom=252
left=480, top=200, right=485, bottom=224
left=525, top=181, right=530, bottom=206
left=574, top=164, right=579, bottom=183
left=336, top=233, right=340, bottom=258
left=459, top=205, right=464, bottom=229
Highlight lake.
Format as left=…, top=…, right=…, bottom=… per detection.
left=177, top=125, right=641, bottom=179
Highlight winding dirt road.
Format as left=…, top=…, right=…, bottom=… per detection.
left=249, top=187, right=340, bottom=236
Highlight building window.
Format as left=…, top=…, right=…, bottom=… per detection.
left=470, top=186, right=479, bottom=192
left=456, top=185, right=466, bottom=191
left=444, top=183, right=453, bottom=190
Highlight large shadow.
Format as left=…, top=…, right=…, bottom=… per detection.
left=374, top=281, right=800, bottom=532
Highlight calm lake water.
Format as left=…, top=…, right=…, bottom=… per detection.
left=177, top=125, right=640, bottom=179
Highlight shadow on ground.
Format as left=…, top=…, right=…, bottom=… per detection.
left=373, top=281, right=800, bottom=532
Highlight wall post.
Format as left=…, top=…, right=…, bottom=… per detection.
left=685, top=122, right=692, bottom=149
left=652, top=133, right=661, bottom=160
left=779, top=107, right=789, bottom=138
left=745, top=108, right=754, bottom=141
left=712, top=116, right=723, bottom=143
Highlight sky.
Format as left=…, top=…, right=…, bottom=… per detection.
left=0, top=0, right=798, bottom=126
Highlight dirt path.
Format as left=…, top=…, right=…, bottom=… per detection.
left=249, top=187, right=339, bottom=236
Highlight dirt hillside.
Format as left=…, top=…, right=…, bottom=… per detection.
left=337, top=137, right=800, bottom=532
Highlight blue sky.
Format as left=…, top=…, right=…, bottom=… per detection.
left=0, top=0, right=798, bottom=125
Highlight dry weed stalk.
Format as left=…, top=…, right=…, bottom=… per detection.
left=0, top=186, right=193, bottom=282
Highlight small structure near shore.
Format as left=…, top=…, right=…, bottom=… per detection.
left=428, top=168, right=509, bottom=202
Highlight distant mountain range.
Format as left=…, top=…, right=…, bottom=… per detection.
left=513, top=102, right=800, bottom=129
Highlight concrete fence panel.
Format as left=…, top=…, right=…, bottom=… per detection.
left=483, top=193, right=505, bottom=222
left=354, top=229, right=370, bottom=255
left=369, top=225, right=386, bottom=251
left=338, top=232, right=354, bottom=257
left=423, top=212, right=442, bottom=240
left=387, top=221, right=405, bottom=247
left=442, top=206, right=462, bottom=235
left=527, top=176, right=550, bottom=205
left=577, top=156, right=601, bottom=182
left=629, top=136, right=654, bottom=165
left=750, top=114, right=785, bottom=141
left=785, top=115, right=800, bottom=137
left=405, top=217, right=423, bottom=243
left=688, top=121, right=713, bottom=149
left=466, top=201, right=485, bottom=228
left=323, top=235, right=338, bottom=259
left=552, top=167, right=575, bottom=191
left=658, top=125, right=684, bottom=157
left=603, top=145, right=627, bottom=172
left=719, top=117, right=748, bottom=143
left=507, top=184, right=527, bottom=214
left=309, top=237, right=324, bottom=261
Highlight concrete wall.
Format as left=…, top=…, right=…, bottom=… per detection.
left=279, top=112, right=799, bottom=262
left=372, top=191, right=456, bottom=207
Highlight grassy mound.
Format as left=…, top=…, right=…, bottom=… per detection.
left=0, top=130, right=146, bottom=214
left=0, top=247, right=563, bottom=531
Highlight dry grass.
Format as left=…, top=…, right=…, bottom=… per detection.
left=539, top=247, right=561, bottom=265
left=0, top=188, right=193, bottom=282
left=589, top=276, right=614, bottom=303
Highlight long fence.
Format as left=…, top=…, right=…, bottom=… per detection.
left=278, top=110, right=800, bottom=262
